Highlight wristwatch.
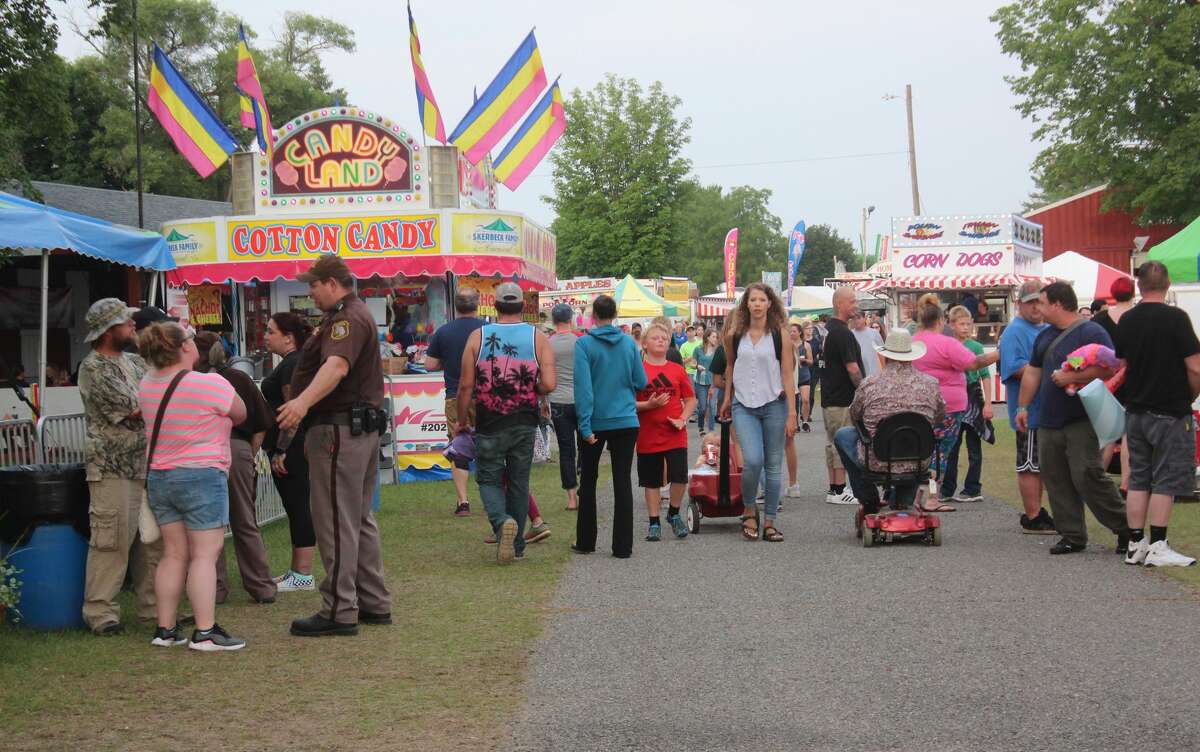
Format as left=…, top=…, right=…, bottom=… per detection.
left=1015, top=406, right=1028, bottom=414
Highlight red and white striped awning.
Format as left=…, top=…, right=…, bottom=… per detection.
left=852, top=274, right=1051, bottom=292
left=697, top=297, right=736, bottom=317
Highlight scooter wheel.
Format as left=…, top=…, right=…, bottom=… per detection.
left=931, top=526, right=943, bottom=547
left=862, top=526, right=875, bottom=548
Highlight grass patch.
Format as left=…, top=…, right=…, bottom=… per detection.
left=975, top=421, right=1200, bottom=589
left=0, top=463, right=577, bottom=752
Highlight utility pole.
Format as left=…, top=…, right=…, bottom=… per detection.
left=905, top=84, right=921, bottom=215
left=860, top=205, right=875, bottom=271
left=132, top=0, right=145, bottom=230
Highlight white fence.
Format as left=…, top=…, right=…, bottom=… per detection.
left=0, top=414, right=286, bottom=529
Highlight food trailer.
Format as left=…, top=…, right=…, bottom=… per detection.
left=162, top=106, right=556, bottom=480
left=852, top=214, right=1046, bottom=400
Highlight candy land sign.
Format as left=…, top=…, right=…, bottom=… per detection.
left=271, top=112, right=414, bottom=197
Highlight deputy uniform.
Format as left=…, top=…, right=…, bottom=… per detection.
left=290, top=262, right=391, bottom=629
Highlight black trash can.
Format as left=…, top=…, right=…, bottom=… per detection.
left=0, top=463, right=90, bottom=545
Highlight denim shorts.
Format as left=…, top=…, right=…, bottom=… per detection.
left=147, top=467, right=229, bottom=530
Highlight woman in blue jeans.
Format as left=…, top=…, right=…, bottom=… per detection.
left=693, top=330, right=719, bottom=434
left=719, top=283, right=797, bottom=542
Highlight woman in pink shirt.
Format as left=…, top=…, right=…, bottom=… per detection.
left=912, top=294, right=999, bottom=512
left=138, top=323, right=247, bottom=651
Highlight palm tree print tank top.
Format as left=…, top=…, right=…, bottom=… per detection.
left=474, top=322, right=540, bottom=431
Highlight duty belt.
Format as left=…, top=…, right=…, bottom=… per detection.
left=311, top=413, right=355, bottom=427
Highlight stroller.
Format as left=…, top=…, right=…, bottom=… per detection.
left=854, top=412, right=943, bottom=547
left=685, top=420, right=753, bottom=534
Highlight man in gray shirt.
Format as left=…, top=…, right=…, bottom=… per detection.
left=851, top=311, right=883, bottom=378
left=547, top=304, right=582, bottom=510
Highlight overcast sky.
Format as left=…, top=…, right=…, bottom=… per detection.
left=55, top=0, right=1042, bottom=255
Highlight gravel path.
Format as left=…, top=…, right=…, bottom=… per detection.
left=508, top=417, right=1200, bottom=751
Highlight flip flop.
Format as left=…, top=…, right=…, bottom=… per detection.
left=920, top=503, right=956, bottom=513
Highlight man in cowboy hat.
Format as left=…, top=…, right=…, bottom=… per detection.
left=77, top=298, right=162, bottom=635
left=833, top=328, right=946, bottom=515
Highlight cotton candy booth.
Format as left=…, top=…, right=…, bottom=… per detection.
left=161, top=107, right=556, bottom=481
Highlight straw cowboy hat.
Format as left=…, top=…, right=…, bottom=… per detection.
left=875, top=328, right=927, bottom=362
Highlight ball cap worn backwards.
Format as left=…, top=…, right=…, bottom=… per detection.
left=84, top=298, right=139, bottom=343
left=495, top=282, right=523, bottom=305
left=297, top=254, right=352, bottom=284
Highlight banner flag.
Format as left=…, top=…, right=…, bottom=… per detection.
left=147, top=43, right=237, bottom=178
left=723, top=228, right=739, bottom=299
left=785, top=220, right=806, bottom=307
left=408, top=2, right=448, bottom=143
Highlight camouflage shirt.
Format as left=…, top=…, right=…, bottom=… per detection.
left=78, top=350, right=147, bottom=481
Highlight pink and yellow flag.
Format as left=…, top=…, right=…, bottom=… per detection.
left=236, top=25, right=273, bottom=158
left=724, top=228, right=739, bottom=299
left=408, top=3, right=447, bottom=143
left=448, top=30, right=547, bottom=165
left=492, top=78, right=566, bottom=191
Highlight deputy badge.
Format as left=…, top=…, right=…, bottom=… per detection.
left=330, top=320, right=350, bottom=341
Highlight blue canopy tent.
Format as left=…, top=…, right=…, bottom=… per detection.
left=0, top=190, right=174, bottom=405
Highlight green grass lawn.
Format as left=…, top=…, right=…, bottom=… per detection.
left=0, top=463, right=577, bottom=752
left=976, top=421, right=1200, bottom=589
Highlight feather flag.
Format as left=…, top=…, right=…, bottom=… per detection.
left=492, top=78, right=566, bottom=191
left=408, top=3, right=447, bottom=143
left=236, top=25, right=274, bottom=158
left=724, top=228, right=739, bottom=299
left=785, top=221, right=806, bottom=307
left=146, top=44, right=237, bottom=178
left=448, top=29, right=547, bottom=165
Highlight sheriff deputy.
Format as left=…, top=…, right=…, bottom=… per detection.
left=277, top=254, right=391, bottom=637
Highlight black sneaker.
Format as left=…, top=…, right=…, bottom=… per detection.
left=1115, top=531, right=1130, bottom=555
left=188, top=623, right=246, bottom=651
left=290, top=613, right=359, bottom=637
left=358, top=611, right=392, bottom=626
left=1020, top=509, right=1057, bottom=535
left=1050, top=538, right=1087, bottom=555
left=150, top=624, right=189, bottom=647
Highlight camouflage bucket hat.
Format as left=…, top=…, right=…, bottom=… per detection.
left=83, top=298, right=138, bottom=343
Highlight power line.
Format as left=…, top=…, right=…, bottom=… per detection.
left=522, top=149, right=908, bottom=180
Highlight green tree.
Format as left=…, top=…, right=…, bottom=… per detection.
left=548, top=75, right=693, bottom=278
left=993, top=1, right=1200, bottom=223
left=0, top=0, right=63, bottom=198
left=794, top=224, right=855, bottom=286
left=669, top=181, right=786, bottom=293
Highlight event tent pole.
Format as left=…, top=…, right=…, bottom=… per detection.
left=147, top=269, right=159, bottom=307
left=38, top=249, right=48, bottom=405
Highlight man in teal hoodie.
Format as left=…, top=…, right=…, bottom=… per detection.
left=574, top=294, right=648, bottom=558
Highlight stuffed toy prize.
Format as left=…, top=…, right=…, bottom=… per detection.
left=1060, top=344, right=1122, bottom=396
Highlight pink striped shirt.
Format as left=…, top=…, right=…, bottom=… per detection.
left=139, top=371, right=236, bottom=473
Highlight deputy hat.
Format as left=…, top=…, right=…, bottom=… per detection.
left=875, top=328, right=927, bottom=362
left=297, top=254, right=352, bottom=284
left=1018, top=280, right=1043, bottom=303
left=83, top=298, right=138, bottom=343
left=495, top=282, right=523, bottom=305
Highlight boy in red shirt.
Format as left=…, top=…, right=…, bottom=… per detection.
left=636, top=322, right=698, bottom=540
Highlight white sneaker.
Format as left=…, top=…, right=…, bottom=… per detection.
left=786, top=484, right=802, bottom=498
left=1124, top=539, right=1150, bottom=566
left=1143, top=540, right=1197, bottom=568
left=825, top=491, right=858, bottom=505
left=277, top=572, right=316, bottom=592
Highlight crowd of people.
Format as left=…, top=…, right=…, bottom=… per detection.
left=69, top=255, right=1199, bottom=652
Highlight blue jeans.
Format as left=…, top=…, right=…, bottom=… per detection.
left=940, top=422, right=982, bottom=498
left=474, top=425, right=535, bottom=555
left=550, top=403, right=581, bottom=490
left=730, top=396, right=787, bottom=521
left=833, top=425, right=918, bottom=513
left=694, top=382, right=715, bottom=433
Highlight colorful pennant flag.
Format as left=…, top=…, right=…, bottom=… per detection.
left=147, top=44, right=237, bottom=178
left=785, top=221, right=806, bottom=307
left=492, top=78, right=566, bottom=191
left=236, top=25, right=274, bottom=158
left=724, top=228, right=739, bottom=299
left=408, top=3, right=447, bottom=144
left=448, top=30, right=547, bottom=165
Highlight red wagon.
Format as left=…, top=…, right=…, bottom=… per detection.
left=686, top=420, right=755, bottom=534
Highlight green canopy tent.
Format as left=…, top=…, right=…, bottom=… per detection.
left=1147, top=215, right=1200, bottom=283
left=613, top=275, right=679, bottom=318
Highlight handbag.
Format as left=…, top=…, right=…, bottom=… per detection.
left=139, top=371, right=189, bottom=544
left=533, top=423, right=552, bottom=463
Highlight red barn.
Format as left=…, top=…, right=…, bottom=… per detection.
left=1024, top=185, right=1183, bottom=271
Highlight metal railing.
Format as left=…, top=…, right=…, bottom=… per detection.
left=2, top=412, right=285, bottom=529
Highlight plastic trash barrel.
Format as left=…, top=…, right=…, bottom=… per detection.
left=2, top=523, right=88, bottom=630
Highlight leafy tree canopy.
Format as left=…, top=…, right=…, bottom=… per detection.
left=994, top=0, right=1200, bottom=222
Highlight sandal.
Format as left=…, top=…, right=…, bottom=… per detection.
left=741, top=515, right=759, bottom=541
left=920, top=503, right=956, bottom=513
left=762, top=524, right=784, bottom=542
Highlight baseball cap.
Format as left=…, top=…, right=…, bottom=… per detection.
left=1109, top=276, right=1134, bottom=300
left=83, top=298, right=138, bottom=342
left=1018, top=280, right=1043, bottom=303
left=297, top=254, right=352, bottom=284
left=551, top=303, right=573, bottom=323
left=132, top=306, right=178, bottom=331
left=495, top=282, right=523, bottom=304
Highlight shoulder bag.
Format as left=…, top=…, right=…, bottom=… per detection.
left=138, top=370, right=189, bottom=544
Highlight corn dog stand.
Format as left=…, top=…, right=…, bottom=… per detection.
left=161, top=106, right=556, bottom=481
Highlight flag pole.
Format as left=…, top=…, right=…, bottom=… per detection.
left=131, top=0, right=145, bottom=230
